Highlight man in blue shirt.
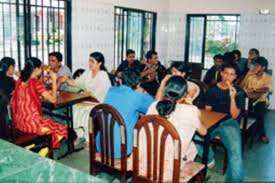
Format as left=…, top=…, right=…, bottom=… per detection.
left=97, top=69, right=155, bottom=158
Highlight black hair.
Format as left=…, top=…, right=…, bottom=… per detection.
left=221, top=62, right=239, bottom=75
left=255, top=56, right=268, bottom=71
left=20, top=57, right=42, bottom=82
left=213, top=54, right=224, bottom=61
left=126, top=49, right=135, bottom=57
left=223, top=52, right=235, bottom=64
left=156, top=76, right=188, bottom=117
left=0, top=57, right=15, bottom=73
left=49, top=51, right=63, bottom=62
left=232, top=49, right=241, bottom=58
left=146, top=50, right=158, bottom=60
left=249, top=48, right=260, bottom=56
left=169, top=61, right=191, bottom=77
left=73, top=68, right=85, bottom=79
left=121, top=69, right=141, bottom=89
left=89, top=51, right=107, bottom=71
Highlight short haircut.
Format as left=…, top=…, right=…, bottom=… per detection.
left=221, top=62, right=239, bottom=75
left=232, top=49, right=241, bottom=57
left=249, top=48, right=260, bottom=56
left=126, top=49, right=135, bottom=57
left=146, top=50, right=157, bottom=60
left=49, top=51, right=63, bottom=62
left=73, top=68, right=85, bottom=79
left=255, top=56, right=268, bottom=71
left=121, top=69, right=141, bottom=89
left=0, top=57, right=15, bottom=73
left=213, top=54, right=223, bottom=61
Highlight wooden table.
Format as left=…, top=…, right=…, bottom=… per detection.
left=0, top=139, right=107, bottom=183
left=42, top=91, right=99, bottom=158
left=198, top=109, right=227, bottom=178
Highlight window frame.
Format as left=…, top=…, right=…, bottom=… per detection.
left=114, top=6, right=157, bottom=68
left=184, top=14, right=240, bottom=69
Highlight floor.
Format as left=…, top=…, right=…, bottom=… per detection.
left=58, top=110, right=275, bottom=182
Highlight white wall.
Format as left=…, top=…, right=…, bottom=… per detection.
left=169, top=0, right=275, bottom=14
left=72, top=0, right=169, bottom=71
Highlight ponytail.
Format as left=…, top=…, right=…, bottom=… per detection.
left=156, top=76, right=188, bottom=117
left=20, top=57, right=42, bottom=82
left=156, top=99, right=177, bottom=117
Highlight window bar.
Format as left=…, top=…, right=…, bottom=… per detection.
left=8, top=3, right=13, bottom=57
left=35, top=0, right=38, bottom=57
left=57, top=0, right=60, bottom=51
left=114, top=11, right=117, bottom=67
left=121, top=9, right=125, bottom=63
left=50, top=0, right=55, bottom=51
left=16, top=0, right=21, bottom=70
left=2, top=4, right=6, bottom=56
left=141, top=13, right=145, bottom=60
left=46, top=7, right=50, bottom=55
left=41, top=0, right=45, bottom=64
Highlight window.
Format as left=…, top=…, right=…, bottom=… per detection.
left=185, top=14, right=240, bottom=69
left=114, top=7, right=156, bottom=68
left=0, top=0, right=71, bottom=70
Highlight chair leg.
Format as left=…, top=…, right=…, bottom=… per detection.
left=222, top=152, right=227, bottom=175
left=195, top=171, right=204, bottom=183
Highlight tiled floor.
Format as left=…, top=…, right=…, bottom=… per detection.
left=58, top=111, right=275, bottom=182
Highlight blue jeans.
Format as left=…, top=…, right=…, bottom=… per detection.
left=196, top=118, right=244, bottom=182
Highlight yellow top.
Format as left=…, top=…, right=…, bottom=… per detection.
left=244, top=73, right=272, bottom=105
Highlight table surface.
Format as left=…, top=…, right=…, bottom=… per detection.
left=43, top=91, right=99, bottom=109
left=200, top=109, right=227, bottom=129
left=0, top=139, right=105, bottom=183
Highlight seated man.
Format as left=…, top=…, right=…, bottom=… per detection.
left=115, top=49, right=143, bottom=76
left=246, top=48, right=260, bottom=73
left=240, top=57, right=271, bottom=144
left=48, top=51, right=72, bottom=90
left=199, top=63, right=245, bottom=182
left=140, top=50, right=167, bottom=96
left=96, top=70, right=155, bottom=158
left=203, top=54, right=223, bottom=87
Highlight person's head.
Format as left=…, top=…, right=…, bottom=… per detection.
left=232, top=50, right=241, bottom=61
left=169, top=61, right=190, bottom=78
left=89, top=52, right=107, bottom=72
left=20, top=57, right=42, bottom=82
left=126, top=49, right=136, bottom=65
left=223, top=52, right=235, bottom=64
left=220, top=63, right=238, bottom=84
left=213, top=54, right=224, bottom=70
left=248, top=48, right=259, bottom=61
left=121, top=69, right=141, bottom=89
left=73, top=68, right=85, bottom=79
left=156, top=76, right=188, bottom=117
left=48, top=52, right=63, bottom=71
left=146, top=50, right=158, bottom=65
left=0, top=57, right=15, bottom=76
left=254, top=56, right=268, bottom=75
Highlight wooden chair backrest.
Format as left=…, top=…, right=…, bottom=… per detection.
left=133, top=115, right=181, bottom=183
left=89, top=104, right=127, bottom=180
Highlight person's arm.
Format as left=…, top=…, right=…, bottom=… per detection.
left=240, top=70, right=254, bottom=88
left=155, top=74, right=172, bottom=100
left=42, top=71, right=57, bottom=103
left=229, top=86, right=240, bottom=119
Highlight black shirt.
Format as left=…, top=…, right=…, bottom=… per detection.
left=205, top=84, right=245, bottom=115
left=203, top=66, right=222, bottom=87
left=0, top=72, right=15, bottom=100
left=116, top=60, right=143, bottom=75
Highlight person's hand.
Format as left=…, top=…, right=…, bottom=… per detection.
left=49, top=70, right=57, bottom=81
left=229, top=86, right=237, bottom=99
left=146, top=65, right=158, bottom=74
left=14, top=70, right=20, bottom=78
left=140, top=59, right=148, bottom=65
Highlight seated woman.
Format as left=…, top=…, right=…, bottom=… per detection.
left=0, top=57, right=17, bottom=100
left=63, top=52, right=111, bottom=142
left=156, top=62, right=200, bottom=104
left=138, top=76, right=207, bottom=181
left=11, top=57, right=68, bottom=149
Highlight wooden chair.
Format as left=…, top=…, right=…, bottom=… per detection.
left=0, top=92, right=52, bottom=158
left=89, top=104, right=132, bottom=183
left=132, top=115, right=205, bottom=183
left=189, top=63, right=203, bottom=80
